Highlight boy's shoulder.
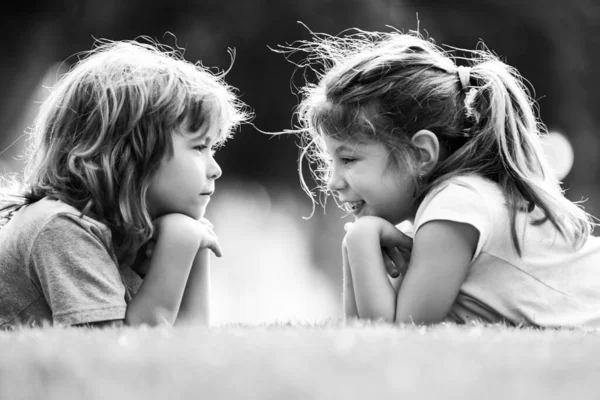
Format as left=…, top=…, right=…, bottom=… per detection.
left=7, top=197, right=112, bottom=244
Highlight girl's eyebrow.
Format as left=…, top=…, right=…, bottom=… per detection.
left=335, top=143, right=361, bottom=154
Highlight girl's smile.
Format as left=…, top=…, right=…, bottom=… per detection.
left=344, top=200, right=365, bottom=215
left=323, top=136, right=417, bottom=225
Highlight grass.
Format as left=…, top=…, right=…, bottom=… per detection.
left=2, top=320, right=599, bottom=400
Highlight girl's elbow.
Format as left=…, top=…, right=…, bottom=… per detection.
left=393, top=311, right=446, bottom=325
left=360, top=308, right=396, bottom=323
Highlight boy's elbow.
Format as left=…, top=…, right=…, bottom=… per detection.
left=124, top=307, right=175, bottom=327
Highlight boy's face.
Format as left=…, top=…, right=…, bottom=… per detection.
left=323, top=136, right=417, bottom=225
left=146, top=115, right=223, bottom=220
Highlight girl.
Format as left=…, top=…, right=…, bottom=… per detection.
left=0, top=39, right=250, bottom=329
left=288, top=29, right=600, bottom=328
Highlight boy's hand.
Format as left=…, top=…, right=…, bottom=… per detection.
left=154, top=214, right=222, bottom=257
left=133, top=215, right=221, bottom=276
left=344, top=217, right=412, bottom=278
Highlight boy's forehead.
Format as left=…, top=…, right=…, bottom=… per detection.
left=181, top=105, right=225, bottom=140
left=184, top=122, right=224, bottom=142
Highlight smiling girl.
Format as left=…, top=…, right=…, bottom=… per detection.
left=286, top=29, right=600, bottom=328
left=0, top=39, right=250, bottom=329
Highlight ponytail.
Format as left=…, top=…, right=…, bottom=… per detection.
left=431, top=55, right=593, bottom=255
left=286, top=29, right=594, bottom=255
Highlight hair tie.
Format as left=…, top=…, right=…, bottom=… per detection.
left=456, top=66, right=471, bottom=90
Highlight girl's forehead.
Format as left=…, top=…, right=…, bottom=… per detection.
left=321, top=135, right=379, bottom=151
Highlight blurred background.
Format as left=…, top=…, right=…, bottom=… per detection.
left=1, top=0, right=599, bottom=325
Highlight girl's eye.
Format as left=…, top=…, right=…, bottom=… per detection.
left=340, top=157, right=356, bottom=164
left=193, top=145, right=207, bottom=152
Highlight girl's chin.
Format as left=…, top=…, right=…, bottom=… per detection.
left=355, top=213, right=405, bottom=226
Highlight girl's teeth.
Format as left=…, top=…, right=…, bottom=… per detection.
left=346, top=201, right=364, bottom=212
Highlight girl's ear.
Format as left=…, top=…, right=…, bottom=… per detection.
left=411, top=130, right=439, bottom=175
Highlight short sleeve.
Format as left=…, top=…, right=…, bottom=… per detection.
left=414, top=179, right=492, bottom=260
left=29, top=214, right=127, bottom=326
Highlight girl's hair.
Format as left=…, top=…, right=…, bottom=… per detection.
left=0, top=38, right=251, bottom=263
left=287, top=29, right=593, bottom=255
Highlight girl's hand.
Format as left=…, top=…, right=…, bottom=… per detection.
left=344, top=217, right=412, bottom=278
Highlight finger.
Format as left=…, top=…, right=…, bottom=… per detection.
left=210, top=241, right=223, bottom=258
left=382, top=250, right=400, bottom=278
left=145, top=240, right=157, bottom=257
left=380, top=225, right=413, bottom=250
left=204, top=236, right=223, bottom=258
left=384, top=246, right=409, bottom=275
left=344, top=222, right=354, bottom=233
left=198, top=220, right=217, bottom=237
left=199, top=218, right=214, bottom=230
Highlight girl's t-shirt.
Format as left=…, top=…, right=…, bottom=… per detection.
left=413, top=174, right=600, bottom=328
left=0, top=197, right=142, bottom=328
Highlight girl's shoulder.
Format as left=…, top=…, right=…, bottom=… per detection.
left=425, top=174, right=505, bottom=206
left=415, top=174, right=505, bottom=233
left=412, top=174, right=505, bottom=260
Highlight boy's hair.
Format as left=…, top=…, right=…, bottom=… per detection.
left=1, top=38, right=251, bottom=263
left=287, top=29, right=593, bottom=255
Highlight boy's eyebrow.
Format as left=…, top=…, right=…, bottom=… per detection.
left=188, top=127, right=223, bottom=143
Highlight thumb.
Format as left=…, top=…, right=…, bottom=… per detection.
left=380, top=223, right=413, bottom=250
left=208, top=239, right=223, bottom=258
left=344, top=222, right=354, bottom=233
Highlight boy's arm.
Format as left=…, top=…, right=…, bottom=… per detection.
left=125, top=214, right=204, bottom=326
left=175, top=218, right=221, bottom=326
left=175, top=249, right=211, bottom=326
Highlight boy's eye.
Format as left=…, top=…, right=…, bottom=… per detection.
left=194, top=145, right=219, bottom=156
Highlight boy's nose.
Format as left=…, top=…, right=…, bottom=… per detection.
left=209, top=158, right=222, bottom=180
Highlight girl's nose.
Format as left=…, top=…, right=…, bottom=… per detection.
left=326, top=167, right=345, bottom=192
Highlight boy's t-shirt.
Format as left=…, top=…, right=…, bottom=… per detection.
left=413, top=174, right=600, bottom=328
left=0, top=197, right=142, bottom=328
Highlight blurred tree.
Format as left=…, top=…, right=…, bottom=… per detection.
left=0, top=0, right=599, bottom=211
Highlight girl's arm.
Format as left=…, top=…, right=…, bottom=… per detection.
left=344, top=217, right=413, bottom=322
left=125, top=214, right=217, bottom=327
left=394, top=220, right=478, bottom=324
left=341, top=239, right=359, bottom=320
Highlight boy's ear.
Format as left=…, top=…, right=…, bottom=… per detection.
left=411, top=130, right=439, bottom=175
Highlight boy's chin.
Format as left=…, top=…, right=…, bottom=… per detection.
left=190, top=208, right=206, bottom=221
left=175, top=206, right=206, bottom=221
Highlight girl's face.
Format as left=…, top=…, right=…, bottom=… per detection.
left=146, top=116, right=222, bottom=220
left=323, top=136, right=417, bottom=225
